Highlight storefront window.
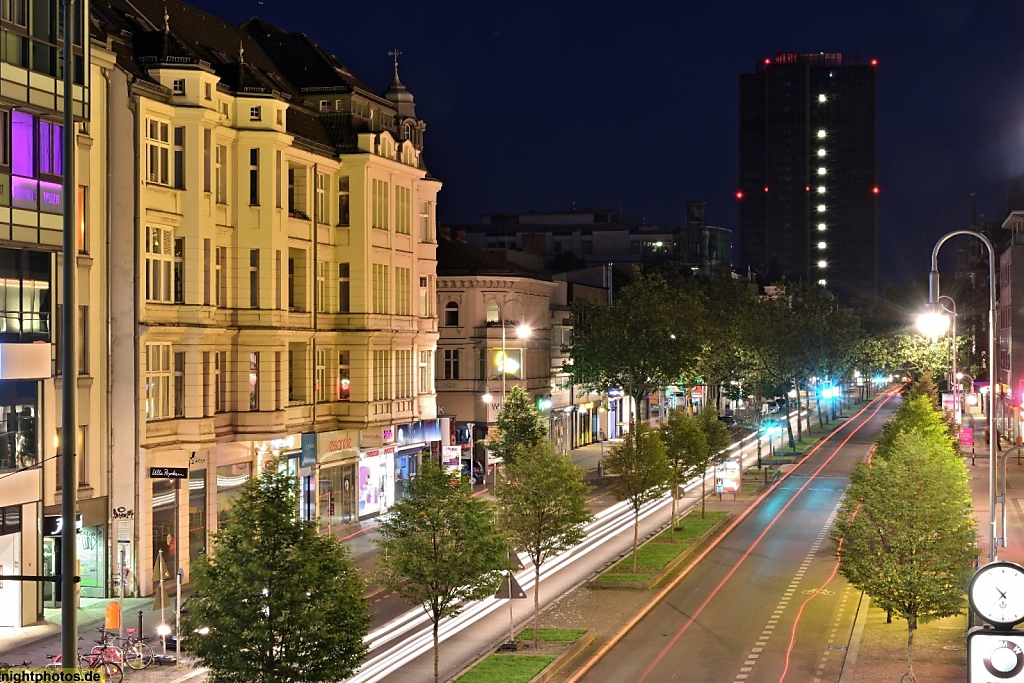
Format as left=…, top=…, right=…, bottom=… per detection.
left=0, top=381, right=38, bottom=472
left=189, top=468, right=206, bottom=561
left=79, top=525, right=104, bottom=598
left=318, top=463, right=357, bottom=536
left=217, top=462, right=251, bottom=530
left=151, top=479, right=177, bottom=578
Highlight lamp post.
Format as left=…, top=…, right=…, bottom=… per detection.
left=927, top=230, right=997, bottom=562
left=917, top=294, right=959, bottom=423
left=484, top=321, right=531, bottom=481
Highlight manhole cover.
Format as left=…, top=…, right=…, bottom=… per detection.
left=827, top=645, right=847, bottom=650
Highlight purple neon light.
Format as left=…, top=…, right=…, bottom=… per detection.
left=11, top=111, right=33, bottom=177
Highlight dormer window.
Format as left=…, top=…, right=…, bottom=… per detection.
left=320, top=100, right=330, bottom=113
left=172, top=79, right=185, bottom=95
left=250, top=106, right=261, bottom=121
left=276, top=110, right=283, bottom=125
left=204, top=83, right=212, bottom=100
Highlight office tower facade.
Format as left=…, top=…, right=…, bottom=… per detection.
left=738, top=52, right=877, bottom=303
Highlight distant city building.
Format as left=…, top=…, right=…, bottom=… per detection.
left=453, top=203, right=731, bottom=276
left=738, top=52, right=878, bottom=303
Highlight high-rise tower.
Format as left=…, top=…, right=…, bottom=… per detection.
left=738, top=52, right=877, bottom=303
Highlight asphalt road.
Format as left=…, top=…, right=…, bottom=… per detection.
left=575, top=391, right=900, bottom=683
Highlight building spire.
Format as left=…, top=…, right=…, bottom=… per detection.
left=388, top=48, right=402, bottom=79
left=163, top=5, right=170, bottom=33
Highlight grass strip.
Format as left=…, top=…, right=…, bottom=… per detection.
left=594, top=510, right=727, bottom=582
left=455, top=654, right=556, bottom=683
left=515, top=628, right=588, bottom=642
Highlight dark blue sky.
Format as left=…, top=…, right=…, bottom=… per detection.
left=195, top=0, right=1024, bottom=288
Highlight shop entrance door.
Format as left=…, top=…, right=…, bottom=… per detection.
left=42, top=537, right=58, bottom=607
left=0, top=533, right=21, bottom=626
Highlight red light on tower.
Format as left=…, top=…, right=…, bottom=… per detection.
left=805, top=186, right=810, bottom=192
left=735, top=190, right=744, bottom=200
left=870, top=59, right=878, bottom=66
left=764, top=58, right=771, bottom=65
left=872, top=186, right=880, bottom=195
left=764, top=186, right=769, bottom=193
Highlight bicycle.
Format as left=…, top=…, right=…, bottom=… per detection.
left=101, top=626, right=156, bottom=670
left=45, top=648, right=123, bottom=682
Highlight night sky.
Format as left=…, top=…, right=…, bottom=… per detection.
left=192, top=0, right=1024, bottom=288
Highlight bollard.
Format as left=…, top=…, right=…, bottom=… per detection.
left=597, top=460, right=603, bottom=477
left=138, top=610, right=144, bottom=635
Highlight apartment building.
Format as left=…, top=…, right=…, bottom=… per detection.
left=93, top=0, right=439, bottom=594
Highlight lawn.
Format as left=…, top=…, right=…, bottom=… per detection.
left=595, top=510, right=727, bottom=582
left=517, top=628, right=588, bottom=642
left=455, top=655, right=555, bottom=683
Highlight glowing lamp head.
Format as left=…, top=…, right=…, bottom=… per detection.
left=515, top=323, right=531, bottom=339
left=916, top=310, right=950, bottom=339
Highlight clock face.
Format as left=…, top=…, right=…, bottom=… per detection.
left=970, top=562, right=1024, bottom=626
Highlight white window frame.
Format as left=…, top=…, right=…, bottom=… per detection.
left=315, top=349, right=327, bottom=403
left=395, top=267, right=411, bottom=316
left=250, top=106, right=262, bottom=121
left=146, top=118, right=170, bottom=185
left=145, top=226, right=174, bottom=303
left=145, top=343, right=173, bottom=421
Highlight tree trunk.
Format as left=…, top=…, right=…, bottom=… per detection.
left=533, top=563, right=541, bottom=649
left=632, top=510, right=640, bottom=573
left=816, top=398, right=823, bottom=428
left=433, top=617, right=440, bottom=683
left=671, top=486, right=678, bottom=540
left=795, top=382, right=803, bottom=444
left=905, top=616, right=917, bottom=682
left=700, top=472, right=707, bottom=518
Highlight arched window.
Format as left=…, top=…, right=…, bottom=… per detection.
left=444, top=301, right=459, bottom=326
left=486, top=300, right=501, bottom=324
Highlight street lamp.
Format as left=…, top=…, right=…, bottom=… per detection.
left=927, top=230, right=997, bottom=562
left=916, top=294, right=959, bottom=423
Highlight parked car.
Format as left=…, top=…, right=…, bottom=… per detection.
left=718, top=415, right=736, bottom=426
left=461, top=462, right=484, bottom=485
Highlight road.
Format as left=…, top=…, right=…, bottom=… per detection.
left=573, top=389, right=899, bottom=683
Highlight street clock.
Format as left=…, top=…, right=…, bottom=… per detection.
left=970, top=562, right=1024, bottom=627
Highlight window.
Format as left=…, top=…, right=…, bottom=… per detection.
left=287, top=248, right=307, bottom=312
left=395, top=186, right=411, bottom=234
left=214, top=351, right=225, bottom=413
left=248, top=148, right=259, bottom=205
left=249, top=352, right=259, bottom=410
left=203, top=239, right=211, bottom=305
left=204, top=82, right=212, bottom=100
left=372, top=178, right=389, bottom=229
left=320, top=100, right=329, bottom=112
left=443, top=349, right=459, bottom=380
left=174, top=351, right=185, bottom=417
left=249, top=249, right=259, bottom=308
left=395, top=267, right=411, bottom=316
left=338, top=263, right=350, bottom=313
left=250, top=106, right=261, bottom=121
left=317, top=261, right=327, bottom=313
left=337, top=176, right=350, bottom=226
left=214, top=247, right=226, bottom=307
left=418, top=276, right=430, bottom=316
left=77, top=305, right=87, bottom=374
left=0, top=110, right=9, bottom=167
left=145, top=227, right=174, bottom=302
left=173, top=238, right=184, bottom=303
left=373, top=349, right=391, bottom=401
left=395, top=349, right=412, bottom=399
left=275, top=251, right=282, bottom=310
left=337, top=350, right=351, bottom=400
left=444, top=301, right=459, bottom=327
left=203, top=129, right=211, bottom=193
left=275, top=151, right=282, bottom=209
left=145, top=343, right=173, bottom=420
left=76, top=186, right=87, bottom=252
left=486, top=300, right=500, bottom=324
left=287, top=165, right=309, bottom=217
left=418, top=350, right=431, bottom=395
left=315, top=349, right=327, bottom=402
left=214, top=144, right=227, bottom=203
left=372, top=264, right=389, bottom=314
left=419, top=200, right=434, bottom=242
left=37, top=120, right=62, bottom=176
left=146, top=119, right=170, bottom=185
left=55, top=426, right=87, bottom=488
left=315, top=172, right=327, bottom=224
left=288, top=344, right=307, bottom=403
left=0, top=249, right=51, bottom=341
left=172, top=78, right=185, bottom=95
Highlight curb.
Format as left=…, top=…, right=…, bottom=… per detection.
left=530, top=629, right=595, bottom=683
left=837, top=588, right=870, bottom=682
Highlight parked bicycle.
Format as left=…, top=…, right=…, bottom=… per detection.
left=45, top=647, right=123, bottom=682
left=99, top=626, right=156, bottom=670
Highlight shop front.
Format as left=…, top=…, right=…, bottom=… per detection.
left=315, top=429, right=359, bottom=536
left=359, top=425, right=396, bottom=519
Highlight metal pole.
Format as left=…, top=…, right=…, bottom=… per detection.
left=930, top=229, right=997, bottom=562
left=60, top=0, right=79, bottom=668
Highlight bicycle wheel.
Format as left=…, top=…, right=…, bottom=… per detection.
left=123, top=641, right=154, bottom=670
left=99, top=660, right=124, bottom=682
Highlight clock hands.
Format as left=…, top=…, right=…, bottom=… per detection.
left=997, top=586, right=1009, bottom=601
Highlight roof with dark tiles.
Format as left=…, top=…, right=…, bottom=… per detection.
left=437, top=236, right=550, bottom=280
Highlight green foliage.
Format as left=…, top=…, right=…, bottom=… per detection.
left=376, top=458, right=510, bottom=683
left=604, top=423, right=671, bottom=572
left=484, top=385, right=548, bottom=465
left=661, top=409, right=707, bottom=535
left=183, top=466, right=369, bottom=683
left=875, top=393, right=955, bottom=462
left=565, top=269, right=704, bottom=422
left=696, top=405, right=732, bottom=517
left=497, top=441, right=593, bottom=647
left=905, top=370, right=939, bottom=408
left=456, top=655, right=556, bottom=683
left=832, top=432, right=976, bottom=681
left=596, top=511, right=727, bottom=582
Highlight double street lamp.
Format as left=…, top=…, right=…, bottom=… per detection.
left=926, top=230, right=998, bottom=562
left=482, top=322, right=532, bottom=410
left=916, top=293, right=959, bottom=423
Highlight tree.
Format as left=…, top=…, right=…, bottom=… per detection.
left=496, top=441, right=592, bottom=648
left=566, top=269, right=704, bottom=424
left=874, top=392, right=955, bottom=462
left=375, top=459, right=509, bottom=683
left=604, top=423, right=671, bottom=571
left=831, top=433, right=976, bottom=683
left=660, top=408, right=707, bottom=538
left=183, top=466, right=369, bottom=683
left=695, top=406, right=732, bottom=518
left=484, top=385, right=549, bottom=466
